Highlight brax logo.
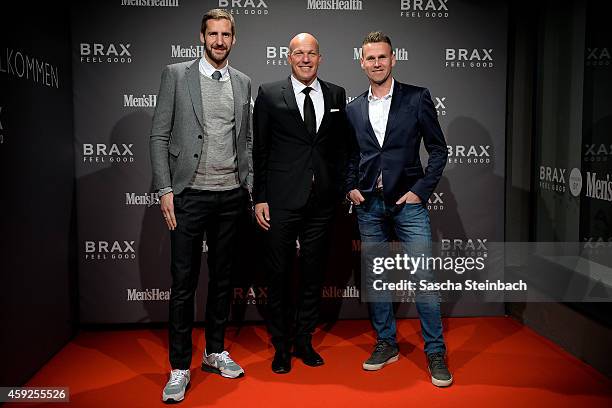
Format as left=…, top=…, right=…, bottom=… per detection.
left=540, top=166, right=566, bottom=182
left=582, top=237, right=612, bottom=249
left=400, top=0, right=449, bottom=18
left=434, top=96, right=446, bottom=116
left=266, top=46, right=289, bottom=66
left=219, top=0, right=269, bottom=15
left=427, top=192, right=444, bottom=211
left=447, top=145, right=491, bottom=165
left=82, top=143, right=135, bottom=164
left=441, top=238, right=488, bottom=256
left=80, top=43, right=132, bottom=64
left=233, top=286, right=268, bottom=305
left=84, top=240, right=136, bottom=260
left=445, top=48, right=494, bottom=69
left=584, top=144, right=612, bottom=162
left=582, top=237, right=612, bottom=258
left=539, top=165, right=567, bottom=193
left=585, top=47, right=610, bottom=67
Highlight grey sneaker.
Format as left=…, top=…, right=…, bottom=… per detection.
left=427, top=352, right=453, bottom=387
left=162, top=369, right=190, bottom=403
left=362, top=340, right=399, bottom=371
left=201, top=350, right=245, bottom=378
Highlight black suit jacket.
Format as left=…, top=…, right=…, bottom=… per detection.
left=253, top=77, right=348, bottom=210
left=345, top=81, right=447, bottom=206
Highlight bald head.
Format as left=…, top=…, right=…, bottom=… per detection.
left=289, top=33, right=320, bottom=54
left=287, top=33, right=321, bottom=86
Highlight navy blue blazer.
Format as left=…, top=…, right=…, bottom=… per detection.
left=344, top=80, right=447, bottom=206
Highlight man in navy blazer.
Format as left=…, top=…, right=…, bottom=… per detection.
left=345, top=32, right=452, bottom=387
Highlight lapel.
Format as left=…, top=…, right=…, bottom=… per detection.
left=229, top=66, right=243, bottom=137
left=186, top=59, right=204, bottom=132
left=360, top=92, right=380, bottom=148
left=381, top=80, right=402, bottom=147
left=281, top=76, right=312, bottom=143
left=315, top=79, right=332, bottom=142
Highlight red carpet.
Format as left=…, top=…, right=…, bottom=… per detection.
left=12, top=318, right=611, bottom=407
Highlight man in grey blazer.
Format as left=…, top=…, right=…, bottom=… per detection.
left=149, top=9, right=252, bottom=404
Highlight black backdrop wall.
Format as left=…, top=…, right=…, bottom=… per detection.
left=71, top=0, right=508, bottom=324
left=1, top=0, right=610, bottom=386
left=0, top=4, right=76, bottom=386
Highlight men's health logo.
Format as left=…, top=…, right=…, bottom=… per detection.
left=121, top=0, right=179, bottom=6
left=170, top=45, right=203, bottom=59
left=124, top=94, right=157, bottom=108
left=353, top=47, right=408, bottom=61
left=307, top=0, right=363, bottom=11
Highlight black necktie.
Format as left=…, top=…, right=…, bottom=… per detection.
left=212, top=70, right=222, bottom=81
left=302, top=87, right=316, bottom=137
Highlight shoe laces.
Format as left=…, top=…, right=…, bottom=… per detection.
left=212, top=350, right=234, bottom=364
left=428, top=352, right=446, bottom=369
left=374, top=341, right=389, bottom=353
left=169, top=369, right=188, bottom=386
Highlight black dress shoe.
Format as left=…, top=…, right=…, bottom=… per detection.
left=294, top=343, right=324, bottom=367
left=271, top=350, right=291, bottom=374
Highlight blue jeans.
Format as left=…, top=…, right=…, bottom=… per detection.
left=356, top=193, right=446, bottom=355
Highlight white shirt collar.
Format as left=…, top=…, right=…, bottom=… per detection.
left=199, top=56, right=229, bottom=79
left=368, top=78, right=394, bottom=102
left=291, top=75, right=321, bottom=95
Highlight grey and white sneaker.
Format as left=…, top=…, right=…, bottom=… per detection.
left=162, top=369, right=190, bottom=403
left=201, top=350, right=245, bottom=378
left=362, top=340, right=400, bottom=371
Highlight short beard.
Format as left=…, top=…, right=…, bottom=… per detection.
left=205, top=45, right=230, bottom=65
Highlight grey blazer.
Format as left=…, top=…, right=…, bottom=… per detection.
left=150, top=59, right=252, bottom=195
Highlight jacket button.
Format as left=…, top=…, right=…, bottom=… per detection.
left=194, top=154, right=198, bottom=158
left=198, top=135, right=202, bottom=139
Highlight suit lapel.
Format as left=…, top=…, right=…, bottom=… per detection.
left=282, top=77, right=311, bottom=142
left=360, top=93, right=380, bottom=148
left=382, top=81, right=402, bottom=147
left=316, top=80, right=332, bottom=142
left=186, top=59, right=204, bottom=132
left=229, top=67, right=243, bottom=137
